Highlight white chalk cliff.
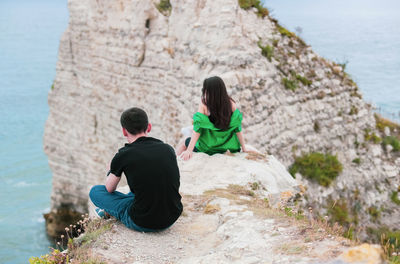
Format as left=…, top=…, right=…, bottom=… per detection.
left=44, top=0, right=399, bottom=241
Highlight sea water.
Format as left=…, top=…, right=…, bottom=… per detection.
left=0, top=0, right=68, bottom=263
left=1, top=0, right=399, bottom=263
left=264, top=0, right=400, bottom=121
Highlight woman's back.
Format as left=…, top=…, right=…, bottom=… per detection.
left=198, top=100, right=237, bottom=119
left=193, top=101, right=242, bottom=155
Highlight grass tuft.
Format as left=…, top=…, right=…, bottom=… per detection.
left=337, top=60, right=348, bottom=71
left=30, top=215, right=110, bottom=263
left=375, top=114, right=400, bottom=137
left=289, top=152, right=343, bottom=187
left=367, top=227, right=400, bottom=263
left=349, top=105, right=359, bottom=115
left=368, top=206, right=381, bottom=222
left=277, top=25, right=295, bottom=38
left=326, top=198, right=358, bottom=239
left=364, top=129, right=382, bottom=144
left=238, top=0, right=269, bottom=18
left=327, top=199, right=350, bottom=226
left=156, top=0, right=172, bottom=16
left=382, top=136, right=400, bottom=152
left=295, top=74, right=312, bottom=86
left=250, top=182, right=260, bottom=190
left=78, top=221, right=112, bottom=245
left=282, top=77, right=297, bottom=91
left=258, top=41, right=274, bottom=61
left=29, top=249, right=68, bottom=264
left=391, top=191, right=400, bottom=205
left=282, top=70, right=312, bottom=92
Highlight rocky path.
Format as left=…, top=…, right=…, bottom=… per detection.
left=90, top=191, right=352, bottom=264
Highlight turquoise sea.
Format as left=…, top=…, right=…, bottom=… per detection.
left=0, top=0, right=68, bottom=263
left=0, top=0, right=399, bottom=263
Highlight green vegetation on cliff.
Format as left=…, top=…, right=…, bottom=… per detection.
left=281, top=70, right=312, bottom=92
left=289, top=152, right=343, bottom=187
left=364, top=128, right=382, bottom=144
left=156, top=0, right=172, bottom=16
left=391, top=191, right=400, bottom=205
left=258, top=41, right=274, bottom=61
left=367, top=227, right=400, bottom=264
left=30, top=217, right=111, bottom=264
left=383, top=136, right=400, bottom=152
left=277, top=24, right=295, bottom=38
left=294, top=73, right=312, bottom=86
left=238, top=0, right=269, bottom=17
left=282, top=77, right=297, bottom=91
left=375, top=114, right=400, bottom=137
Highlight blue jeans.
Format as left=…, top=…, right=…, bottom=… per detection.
left=89, top=185, right=161, bottom=232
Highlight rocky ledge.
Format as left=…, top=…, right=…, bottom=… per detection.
left=62, top=153, right=385, bottom=264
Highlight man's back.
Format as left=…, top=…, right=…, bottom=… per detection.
left=110, top=136, right=182, bottom=229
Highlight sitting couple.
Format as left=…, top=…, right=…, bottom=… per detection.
left=89, top=76, right=247, bottom=232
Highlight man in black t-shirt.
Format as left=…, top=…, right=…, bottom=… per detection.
left=89, top=107, right=183, bottom=232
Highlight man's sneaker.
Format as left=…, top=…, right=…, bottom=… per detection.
left=94, top=208, right=110, bottom=219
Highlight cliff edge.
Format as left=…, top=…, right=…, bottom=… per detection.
left=73, top=153, right=382, bottom=264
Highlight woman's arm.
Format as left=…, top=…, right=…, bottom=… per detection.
left=180, top=101, right=205, bottom=160
left=236, top=131, right=247, bottom=152
left=180, top=130, right=200, bottom=160
left=232, top=101, right=246, bottom=152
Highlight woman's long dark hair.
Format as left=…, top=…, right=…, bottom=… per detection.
left=201, top=76, right=233, bottom=130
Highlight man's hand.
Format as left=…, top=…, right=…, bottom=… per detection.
left=105, top=173, right=121, bottom=193
left=180, top=150, right=193, bottom=161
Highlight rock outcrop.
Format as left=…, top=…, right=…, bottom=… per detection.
left=178, top=152, right=297, bottom=203
left=44, top=0, right=399, bottom=239
left=79, top=154, right=385, bottom=264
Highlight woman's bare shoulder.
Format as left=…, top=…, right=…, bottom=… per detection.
left=197, top=101, right=207, bottom=114
left=230, top=99, right=237, bottom=111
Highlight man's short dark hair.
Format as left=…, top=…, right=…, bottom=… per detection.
left=120, top=107, right=148, bottom=135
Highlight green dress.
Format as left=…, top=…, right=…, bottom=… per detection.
left=193, top=109, right=243, bottom=155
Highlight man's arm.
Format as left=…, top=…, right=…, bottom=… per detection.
left=105, top=173, right=121, bottom=193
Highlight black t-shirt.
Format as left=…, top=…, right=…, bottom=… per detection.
left=109, top=136, right=183, bottom=229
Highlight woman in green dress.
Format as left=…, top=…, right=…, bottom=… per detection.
left=177, top=76, right=247, bottom=160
